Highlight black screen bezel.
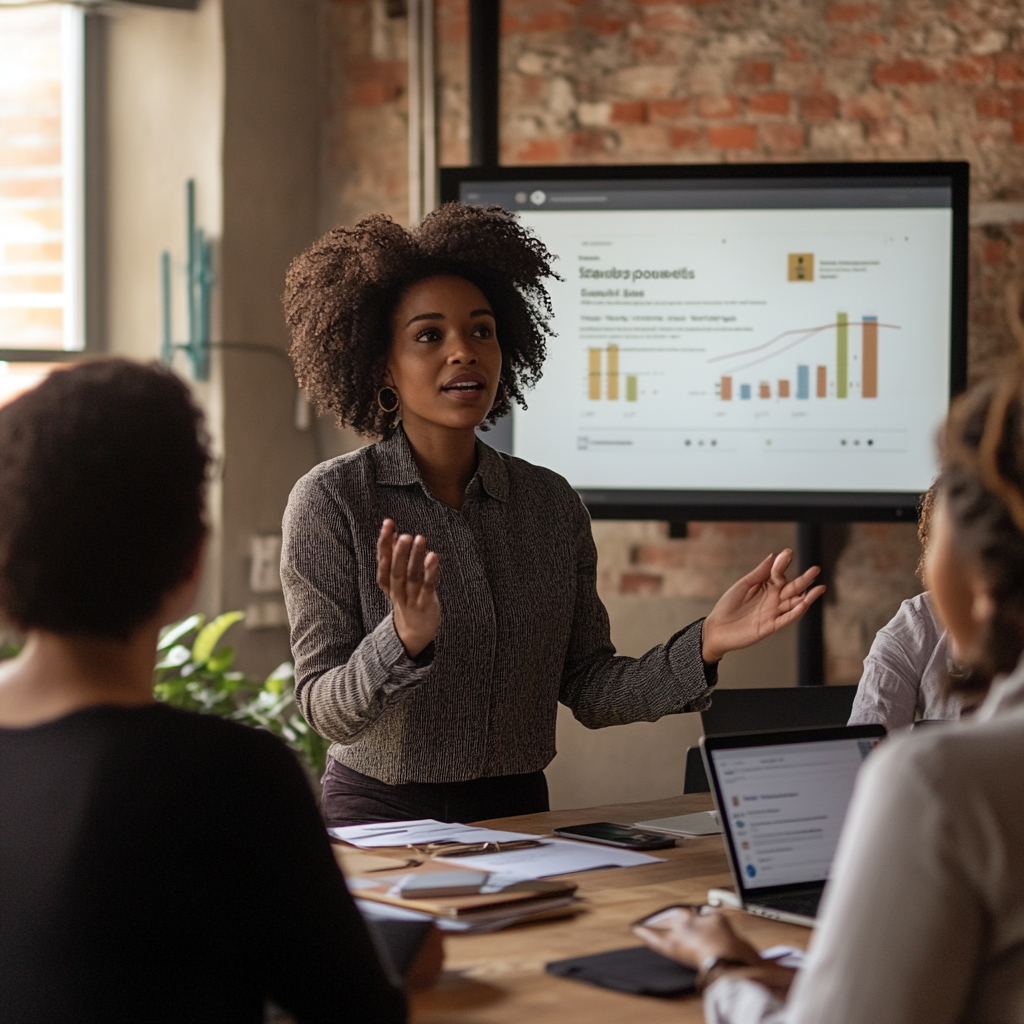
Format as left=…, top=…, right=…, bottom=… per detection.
left=440, top=161, right=969, bottom=523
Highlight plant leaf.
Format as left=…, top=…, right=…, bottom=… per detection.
left=156, top=644, right=192, bottom=670
left=191, top=611, right=244, bottom=664
left=206, top=647, right=235, bottom=673
left=158, top=614, right=204, bottom=651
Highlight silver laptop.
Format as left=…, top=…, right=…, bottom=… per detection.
left=701, top=724, right=885, bottom=927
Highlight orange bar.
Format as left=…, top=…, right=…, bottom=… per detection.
left=721, top=375, right=732, bottom=401
left=759, top=382, right=771, bottom=399
left=862, top=318, right=878, bottom=398
left=588, top=348, right=601, bottom=400
left=607, top=344, right=619, bottom=401
left=778, top=379, right=790, bottom=398
left=817, top=365, right=827, bottom=398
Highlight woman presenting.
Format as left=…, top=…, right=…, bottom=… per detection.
left=282, top=204, right=824, bottom=826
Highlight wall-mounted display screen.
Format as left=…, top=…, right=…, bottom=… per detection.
left=441, top=163, right=968, bottom=521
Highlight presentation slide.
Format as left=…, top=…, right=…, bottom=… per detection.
left=711, top=738, right=880, bottom=890
left=497, top=194, right=951, bottom=495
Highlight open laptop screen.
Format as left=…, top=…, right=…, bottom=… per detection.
left=709, top=736, right=881, bottom=891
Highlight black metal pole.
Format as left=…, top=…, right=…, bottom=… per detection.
left=469, top=0, right=500, bottom=168
left=797, top=522, right=825, bottom=686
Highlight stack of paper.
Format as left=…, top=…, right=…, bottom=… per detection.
left=328, top=818, right=539, bottom=848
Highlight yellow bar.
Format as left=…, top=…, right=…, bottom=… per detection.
left=607, top=344, right=619, bottom=400
left=588, top=348, right=601, bottom=400
left=626, top=375, right=638, bottom=402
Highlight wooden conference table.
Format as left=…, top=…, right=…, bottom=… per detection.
left=407, top=793, right=812, bottom=1024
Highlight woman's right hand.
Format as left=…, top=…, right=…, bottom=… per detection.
left=377, top=519, right=440, bottom=658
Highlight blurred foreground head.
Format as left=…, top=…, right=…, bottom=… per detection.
left=939, top=366, right=1024, bottom=685
left=0, top=360, right=210, bottom=641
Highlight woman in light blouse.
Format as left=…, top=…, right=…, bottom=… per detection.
left=282, top=204, right=824, bottom=826
left=636, top=371, right=1024, bottom=1024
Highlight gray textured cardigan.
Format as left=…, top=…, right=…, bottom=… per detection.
left=281, top=427, right=715, bottom=785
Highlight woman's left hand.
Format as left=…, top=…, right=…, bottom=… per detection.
left=701, top=549, right=825, bottom=664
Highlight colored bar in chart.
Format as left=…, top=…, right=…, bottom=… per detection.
left=607, top=344, right=620, bottom=400
left=588, top=348, right=601, bottom=400
left=816, top=365, right=827, bottom=398
left=797, top=365, right=809, bottom=399
left=759, top=382, right=771, bottom=399
left=836, top=312, right=848, bottom=398
left=626, top=375, right=638, bottom=402
left=778, top=379, right=790, bottom=398
left=740, top=383, right=752, bottom=400
left=862, top=316, right=878, bottom=398
left=721, top=375, right=732, bottom=401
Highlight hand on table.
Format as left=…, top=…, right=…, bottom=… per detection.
left=633, top=908, right=797, bottom=1000
left=377, top=519, right=440, bottom=658
left=701, top=549, right=826, bottom=664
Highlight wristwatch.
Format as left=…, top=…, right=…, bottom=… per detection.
left=696, top=954, right=750, bottom=994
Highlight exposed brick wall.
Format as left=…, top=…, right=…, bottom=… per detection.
left=321, top=0, right=1024, bottom=683
left=0, top=6, right=67, bottom=350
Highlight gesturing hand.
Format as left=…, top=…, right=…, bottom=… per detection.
left=377, top=519, right=440, bottom=658
left=701, top=549, right=825, bottom=664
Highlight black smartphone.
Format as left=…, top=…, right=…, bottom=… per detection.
left=552, top=822, right=676, bottom=850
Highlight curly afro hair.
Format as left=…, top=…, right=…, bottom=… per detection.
left=283, top=203, right=559, bottom=438
left=0, top=359, right=209, bottom=641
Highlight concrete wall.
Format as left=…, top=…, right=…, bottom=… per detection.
left=102, top=0, right=322, bottom=672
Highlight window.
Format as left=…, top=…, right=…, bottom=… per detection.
left=0, top=3, right=84, bottom=352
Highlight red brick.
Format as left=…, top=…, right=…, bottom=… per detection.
left=619, top=572, right=663, bottom=595
left=977, top=89, right=1014, bottom=118
left=748, top=92, right=790, bottom=115
left=631, top=36, right=663, bottom=60
left=827, top=2, right=880, bottom=21
left=947, top=56, right=991, bottom=84
left=780, top=35, right=806, bottom=61
left=569, top=129, right=613, bottom=158
left=515, top=138, right=564, bottom=163
left=634, top=545, right=687, bottom=569
left=611, top=101, right=647, bottom=124
left=698, top=94, right=740, bottom=118
left=669, top=125, right=704, bottom=148
left=760, top=122, right=805, bottom=150
left=641, top=9, right=700, bottom=31
left=648, top=98, right=690, bottom=121
left=983, top=237, right=1009, bottom=265
left=583, top=13, right=625, bottom=34
left=873, top=59, right=941, bottom=86
left=866, top=119, right=906, bottom=145
left=997, top=54, right=1024, bottom=84
left=708, top=124, right=757, bottom=149
left=799, top=92, right=839, bottom=120
left=734, top=60, right=773, bottom=86
left=841, top=92, right=892, bottom=120
left=502, top=12, right=573, bottom=33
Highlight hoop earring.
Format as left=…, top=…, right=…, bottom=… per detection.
left=377, top=386, right=400, bottom=413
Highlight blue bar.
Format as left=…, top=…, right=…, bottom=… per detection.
left=797, top=365, right=809, bottom=399
left=740, top=383, right=752, bottom=400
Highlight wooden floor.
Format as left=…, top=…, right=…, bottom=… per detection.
left=409, top=794, right=811, bottom=1024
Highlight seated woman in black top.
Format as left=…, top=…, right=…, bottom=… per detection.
left=0, top=360, right=406, bottom=1024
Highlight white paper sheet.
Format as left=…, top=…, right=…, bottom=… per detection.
left=327, top=818, right=539, bottom=849
left=450, top=838, right=664, bottom=878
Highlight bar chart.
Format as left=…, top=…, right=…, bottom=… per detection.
left=587, top=343, right=642, bottom=403
left=716, top=314, right=890, bottom=402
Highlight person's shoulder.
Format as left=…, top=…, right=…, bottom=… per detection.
left=866, top=709, right=1024, bottom=798
left=492, top=448, right=584, bottom=508
left=285, top=445, right=375, bottom=520
left=140, top=703, right=294, bottom=763
left=874, top=592, right=944, bottom=654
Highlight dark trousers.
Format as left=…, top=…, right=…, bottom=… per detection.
left=321, top=758, right=550, bottom=827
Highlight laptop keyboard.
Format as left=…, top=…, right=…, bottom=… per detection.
left=750, top=889, right=822, bottom=919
